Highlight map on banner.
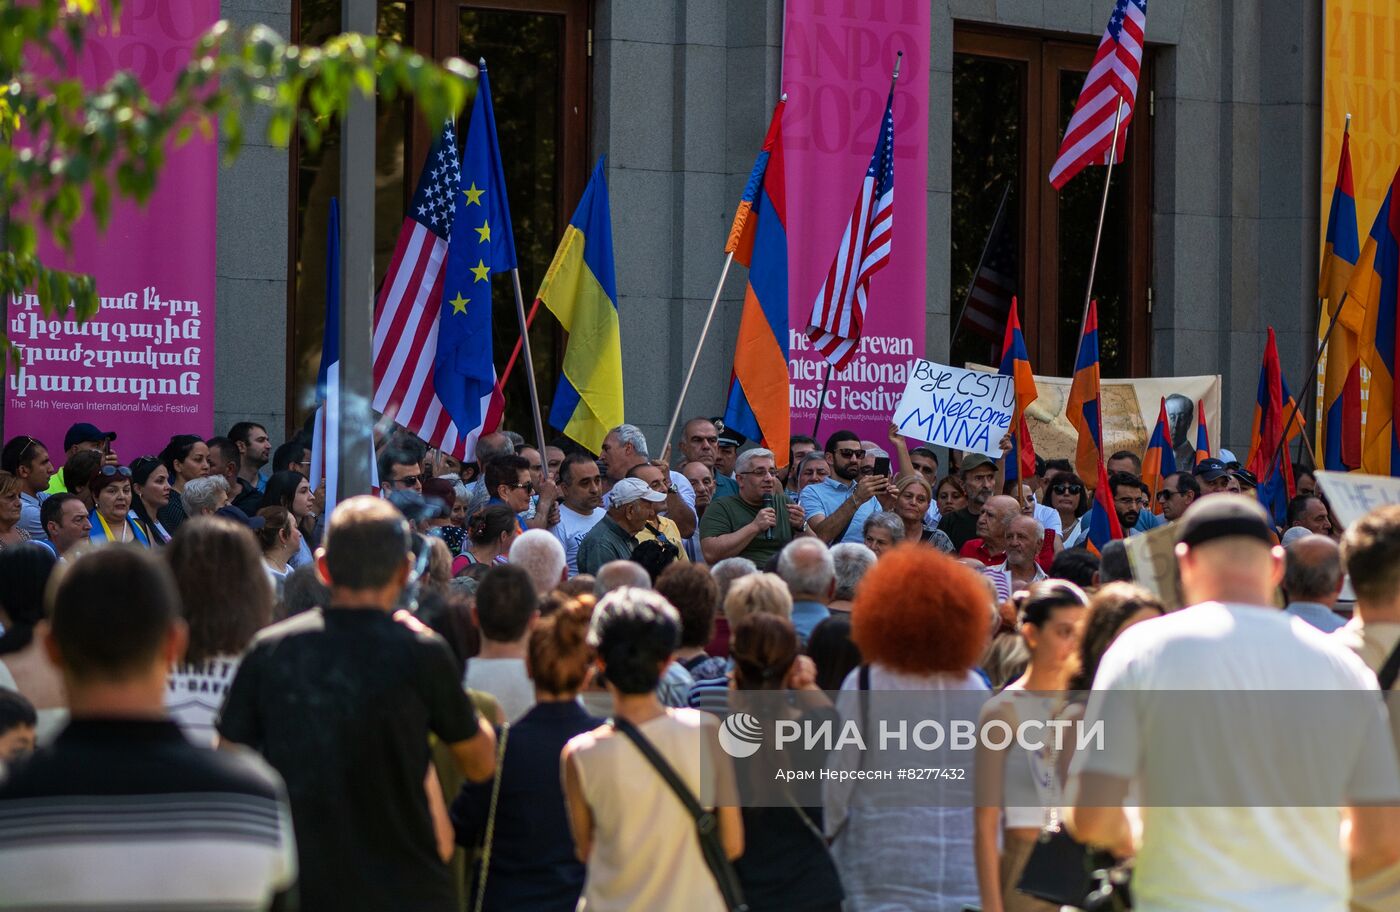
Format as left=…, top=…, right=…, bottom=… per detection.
left=1316, top=471, right=1400, bottom=529
left=890, top=360, right=1014, bottom=458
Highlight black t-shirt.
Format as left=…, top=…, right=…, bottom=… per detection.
left=938, top=506, right=981, bottom=551
left=218, top=606, right=480, bottom=912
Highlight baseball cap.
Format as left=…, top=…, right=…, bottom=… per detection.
left=1232, top=468, right=1259, bottom=490
left=961, top=453, right=996, bottom=475
left=1177, top=495, right=1274, bottom=549
left=610, top=477, right=667, bottom=506
left=64, top=422, right=116, bottom=452
left=712, top=417, right=746, bottom=449
left=1193, top=457, right=1229, bottom=482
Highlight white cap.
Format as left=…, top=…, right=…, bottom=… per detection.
left=610, top=477, right=667, bottom=507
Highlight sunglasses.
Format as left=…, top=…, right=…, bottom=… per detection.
left=1051, top=483, right=1083, bottom=495
left=835, top=448, right=866, bottom=460
left=391, top=474, right=423, bottom=487
left=1155, top=489, right=1179, bottom=502
left=507, top=481, right=535, bottom=492
left=99, top=465, right=133, bottom=479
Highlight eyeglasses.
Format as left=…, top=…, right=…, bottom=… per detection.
left=740, top=468, right=778, bottom=478
left=1051, top=483, right=1083, bottom=495
left=1114, top=496, right=1149, bottom=508
left=99, top=465, right=132, bottom=479
left=835, top=448, right=866, bottom=460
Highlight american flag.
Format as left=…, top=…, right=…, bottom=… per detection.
left=806, top=89, right=895, bottom=370
left=1048, top=0, right=1148, bottom=189
left=962, top=201, right=1017, bottom=343
left=371, top=122, right=469, bottom=455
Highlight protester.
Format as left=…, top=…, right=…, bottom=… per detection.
left=940, top=454, right=999, bottom=550
left=593, top=560, right=651, bottom=597
left=1193, top=456, right=1232, bottom=495
left=255, top=506, right=302, bottom=593
left=1, top=436, right=53, bottom=541
left=561, top=588, right=742, bottom=912
left=682, top=461, right=716, bottom=516
left=88, top=466, right=152, bottom=547
left=1108, top=471, right=1150, bottom=536
left=975, top=580, right=1089, bottom=912
left=1065, top=582, right=1165, bottom=692
left=1294, top=466, right=1318, bottom=499
left=0, top=688, right=37, bottom=773
left=706, top=556, right=757, bottom=657
left=379, top=446, right=425, bottom=493
left=806, top=613, right=862, bottom=691
left=629, top=462, right=692, bottom=562
left=156, top=434, right=211, bottom=533
left=509, top=529, right=567, bottom=595
left=208, top=436, right=262, bottom=515
left=992, top=515, right=1048, bottom=592
left=1067, top=496, right=1400, bottom=909
left=775, top=538, right=835, bottom=644
left=455, top=504, right=520, bottom=572
left=259, top=469, right=317, bottom=567
left=598, top=424, right=697, bottom=537
left=53, top=449, right=103, bottom=513
left=554, top=451, right=606, bottom=577
left=826, top=546, right=988, bottom=910
left=689, top=573, right=794, bottom=712
left=1156, top=471, right=1199, bottom=522
left=0, top=472, right=31, bottom=551
left=484, top=454, right=537, bottom=531
left=794, top=451, right=831, bottom=493
left=0, top=546, right=296, bottom=909
left=960, top=494, right=1020, bottom=565
left=800, top=431, right=891, bottom=545
left=728, top=613, right=844, bottom=912
left=450, top=598, right=600, bottom=912
left=164, top=517, right=274, bottom=746
left=227, top=422, right=272, bottom=495
left=0, top=544, right=64, bottom=744
left=935, top=474, right=969, bottom=521
left=577, top=478, right=664, bottom=576
left=1287, top=494, right=1334, bottom=537
left=701, top=448, right=808, bottom=565
left=44, top=422, right=118, bottom=496
left=1282, top=534, right=1346, bottom=632
left=181, top=474, right=229, bottom=519
left=715, top=420, right=743, bottom=478
left=891, top=474, right=955, bottom=551
left=828, top=542, right=876, bottom=613
left=1105, top=450, right=1140, bottom=477
left=783, top=434, right=819, bottom=498
left=655, top=563, right=727, bottom=682
left=272, top=437, right=310, bottom=475
left=678, top=417, right=739, bottom=499
left=217, top=496, right=496, bottom=912
left=1048, top=546, right=1099, bottom=589
left=123, top=455, right=173, bottom=546
left=37, top=493, right=90, bottom=560
left=1336, top=504, right=1400, bottom=681
left=1045, top=472, right=1090, bottom=547
left=861, top=510, right=903, bottom=556
left=465, top=565, right=539, bottom=722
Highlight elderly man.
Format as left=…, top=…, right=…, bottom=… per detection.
left=783, top=435, right=819, bottom=498
left=794, top=452, right=830, bottom=493
left=800, top=430, right=893, bottom=545
left=828, top=542, right=876, bottom=614
left=992, top=514, right=1048, bottom=591
left=776, top=538, right=836, bottom=643
left=682, top=461, right=716, bottom=517
left=677, top=417, right=739, bottom=498
left=700, top=448, right=807, bottom=566
left=1287, top=495, right=1334, bottom=537
left=508, top=529, right=567, bottom=595
left=598, top=424, right=696, bottom=537
left=1282, top=534, right=1346, bottom=632
left=938, top=453, right=999, bottom=550
left=958, top=494, right=1021, bottom=566
left=1156, top=471, right=1200, bottom=522
left=575, top=477, right=666, bottom=576
left=629, top=462, right=691, bottom=562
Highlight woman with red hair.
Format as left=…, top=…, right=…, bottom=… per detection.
left=823, top=544, right=991, bottom=911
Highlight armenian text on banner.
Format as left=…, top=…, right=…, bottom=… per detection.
left=4, top=2, right=220, bottom=458
left=782, top=1, right=930, bottom=443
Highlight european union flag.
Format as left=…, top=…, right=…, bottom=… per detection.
left=435, top=62, right=515, bottom=457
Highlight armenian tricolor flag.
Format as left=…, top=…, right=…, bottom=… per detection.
left=1341, top=164, right=1400, bottom=475
left=1066, top=300, right=1105, bottom=483
left=539, top=157, right=623, bottom=454
left=1194, top=398, right=1211, bottom=466
left=1245, top=328, right=1303, bottom=524
left=1317, top=125, right=1363, bottom=471
left=723, top=101, right=790, bottom=466
left=1142, top=397, right=1177, bottom=513
left=1085, top=460, right=1124, bottom=555
left=998, top=299, right=1038, bottom=481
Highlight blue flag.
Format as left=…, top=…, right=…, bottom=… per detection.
left=434, top=62, right=514, bottom=456
left=316, top=197, right=340, bottom=403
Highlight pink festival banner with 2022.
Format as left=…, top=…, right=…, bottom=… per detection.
left=5, top=1, right=219, bottom=460
left=782, top=0, right=930, bottom=444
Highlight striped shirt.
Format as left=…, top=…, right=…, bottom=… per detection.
left=0, top=717, right=296, bottom=910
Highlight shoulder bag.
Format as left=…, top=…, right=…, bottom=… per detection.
left=472, top=724, right=509, bottom=912
left=612, top=716, right=749, bottom=912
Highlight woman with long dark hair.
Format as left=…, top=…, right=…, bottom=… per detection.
left=129, top=455, right=173, bottom=546
left=156, top=435, right=210, bottom=534
left=260, top=470, right=317, bottom=567
left=0, top=543, right=63, bottom=743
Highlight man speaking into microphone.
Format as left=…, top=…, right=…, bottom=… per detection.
left=699, top=447, right=809, bottom=565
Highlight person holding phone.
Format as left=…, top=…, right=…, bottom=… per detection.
left=799, top=431, right=897, bottom=545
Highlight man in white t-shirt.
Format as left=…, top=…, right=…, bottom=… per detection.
left=463, top=565, right=538, bottom=722
left=1068, top=496, right=1400, bottom=912
left=552, top=451, right=606, bottom=577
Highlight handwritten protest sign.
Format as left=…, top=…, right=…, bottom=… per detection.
left=891, top=360, right=1014, bottom=458
left=1316, top=471, right=1400, bottom=529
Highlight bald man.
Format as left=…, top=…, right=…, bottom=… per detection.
left=958, top=494, right=1021, bottom=566
left=1282, top=533, right=1346, bottom=632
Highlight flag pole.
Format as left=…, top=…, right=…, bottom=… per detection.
left=509, top=268, right=550, bottom=462
left=1080, top=100, right=1126, bottom=328
left=661, top=249, right=739, bottom=459
left=951, top=181, right=1012, bottom=345
left=495, top=297, right=540, bottom=400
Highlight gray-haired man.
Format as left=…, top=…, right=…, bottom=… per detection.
left=700, top=448, right=808, bottom=566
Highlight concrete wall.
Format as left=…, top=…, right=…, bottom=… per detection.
left=214, top=0, right=292, bottom=440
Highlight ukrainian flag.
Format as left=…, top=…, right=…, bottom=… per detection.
left=997, top=299, right=1037, bottom=481
left=1066, top=299, right=1105, bottom=484
left=1317, top=127, right=1362, bottom=470
left=723, top=101, right=790, bottom=466
left=1341, top=165, right=1400, bottom=475
left=1142, top=397, right=1177, bottom=513
left=538, top=157, right=622, bottom=454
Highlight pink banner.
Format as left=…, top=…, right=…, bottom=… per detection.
left=5, top=0, right=219, bottom=462
left=782, top=0, right=930, bottom=445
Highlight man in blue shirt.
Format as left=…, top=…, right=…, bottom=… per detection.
left=775, top=538, right=834, bottom=645
left=799, top=430, right=895, bottom=545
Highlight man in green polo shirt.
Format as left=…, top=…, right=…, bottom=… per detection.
left=700, top=447, right=808, bottom=567
left=575, top=477, right=666, bottom=576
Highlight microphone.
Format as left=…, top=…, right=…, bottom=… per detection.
left=762, top=493, right=775, bottom=540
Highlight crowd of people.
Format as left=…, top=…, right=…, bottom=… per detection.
left=0, top=413, right=1398, bottom=912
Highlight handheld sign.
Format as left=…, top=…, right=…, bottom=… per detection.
left=1316, top=471, right=1400, bottom=529
left=891, top=360, right=1014, bottom=458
